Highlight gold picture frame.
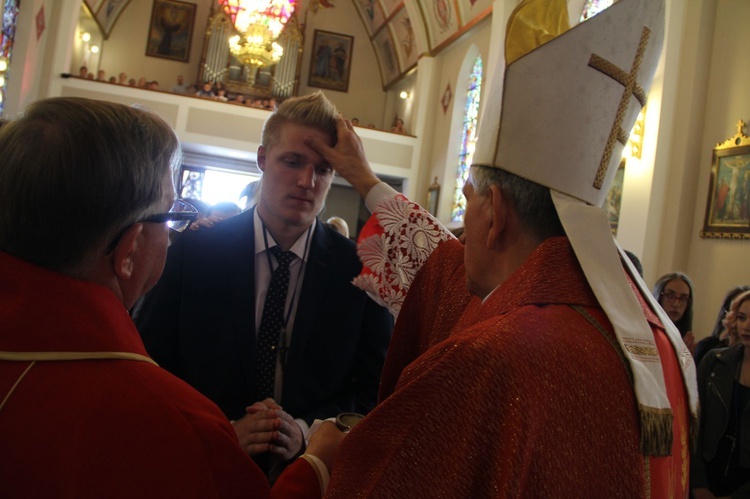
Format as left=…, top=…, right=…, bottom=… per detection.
left=700, top=120, right=750, bottom=239
left=145, top=0, right=196, bottom=63
left=308, top=30, right=354, bottom=93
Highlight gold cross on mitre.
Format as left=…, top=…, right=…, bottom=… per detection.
left=588, top=26, right=651, bottom=189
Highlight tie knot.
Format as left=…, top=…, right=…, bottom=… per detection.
left=270, top=246, right=295, bottom=268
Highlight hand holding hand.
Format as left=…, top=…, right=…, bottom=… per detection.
left=305, top=115, right=380, bottom=199
left=267, top=407, right=305, bottom=461
left=232, top=402, right=278, bottom=456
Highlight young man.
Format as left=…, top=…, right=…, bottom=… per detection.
left=0, top=97, right=324, bottom=496
left=135, top=91, right=392, bottom=478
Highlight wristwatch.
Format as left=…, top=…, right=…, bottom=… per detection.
left=335, top=412, right=365, bottom=433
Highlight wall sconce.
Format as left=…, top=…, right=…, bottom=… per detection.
left=81, top=32, right=91, bottom=42
left=90, top=45, right=100, bottom=54
left=399, top=91, right=410, bottom=99
left=629, top=106, right=646, bottom=159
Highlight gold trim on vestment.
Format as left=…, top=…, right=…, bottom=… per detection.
left=0, top=351, right=158, bottom=415
left=570, top=305, right=673, bottom=456
left=0, top=351, right=158, bottom=365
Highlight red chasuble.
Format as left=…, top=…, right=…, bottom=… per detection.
left=0, top=251, right=320, bottom=498
left=328, top=237, right=690, bottom=498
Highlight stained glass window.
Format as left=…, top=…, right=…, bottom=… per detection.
left=580, top=0, right=614, bottom=22
left=451, top=55, right=482, bottom=223
left=0, top=0, right=20, bottom=116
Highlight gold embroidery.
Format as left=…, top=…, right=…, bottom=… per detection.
left=588, top=26, right=651, bottom=189
left=624, top=344, right=659, bottom=357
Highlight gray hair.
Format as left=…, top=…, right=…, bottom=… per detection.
left=261, top=91, right=338, bottom=150
left=468, top=165, right=564, bottom=242
left=0, top=97, right=180, bottom=277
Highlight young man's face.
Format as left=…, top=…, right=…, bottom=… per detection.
left=257, top=122, right=334, bottom=234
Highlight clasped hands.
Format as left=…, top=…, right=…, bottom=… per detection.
left=231, top=398, right=305, bottom=461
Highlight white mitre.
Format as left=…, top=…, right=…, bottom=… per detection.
left=473, top=0, right=698, bottom=456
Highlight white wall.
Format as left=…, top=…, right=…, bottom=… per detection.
left=682, top=0, right=750, bottom=338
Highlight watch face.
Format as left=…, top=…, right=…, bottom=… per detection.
left=336, top=412, right=365, bottom=432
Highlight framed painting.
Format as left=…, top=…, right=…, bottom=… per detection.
left=605, top=158, right=625, bottom=235
left=701, top=120, right=750, bottom=239
left=145, top=0, right=196, bottom=63
left=308, top=30, right=354, bottom=93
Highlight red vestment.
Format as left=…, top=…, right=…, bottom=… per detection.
left=329, top=237, right=690, bottom=498
left=0, top=251, right=318, bottom=498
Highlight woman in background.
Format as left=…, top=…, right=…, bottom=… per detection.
left=652, top=272, right=695, bottom=353
left=694, top=285, right=750, bottom=367
left=691, top=289, right=750, bottom=499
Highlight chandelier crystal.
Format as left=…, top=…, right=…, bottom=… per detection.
left=219, top=0, right=296, bottom=68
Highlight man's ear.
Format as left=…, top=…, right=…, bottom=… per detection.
left=486, top=184, right=508, bottom=249
left=111, top=223, right=144, bottom=280
left=257, top=145, right=267, bottom=172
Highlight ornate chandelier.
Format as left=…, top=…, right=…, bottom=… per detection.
left=219, top=0, right=296, bottom=68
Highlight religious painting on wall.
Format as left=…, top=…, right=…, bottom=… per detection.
left=605, top=158, right=625, bottom=235
left=354, top=0, right=385, bottom=35
left=145, top=0, right=196, bottom=62
left=701, top=120, right=750, bottom=239
left=372, top=28, right=400, bottom=87
left=84, top=0, right=132, bottom=39
left=391, top=8, right=418, bottom=71
left=424, top=0, right=460, bottom=51
left=308, top=30, right=354, bottom=93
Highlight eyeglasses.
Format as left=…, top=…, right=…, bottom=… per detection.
left=105, top=199, right=198, bottom=254
left=660, top=290, right=691, bottom=306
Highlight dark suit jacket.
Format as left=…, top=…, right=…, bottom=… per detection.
left=134, top=208, right=393, bottom=423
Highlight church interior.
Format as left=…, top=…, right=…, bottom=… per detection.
left=3, top=0, right=750, bottom=341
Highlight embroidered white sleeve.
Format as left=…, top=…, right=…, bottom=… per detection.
left=355, top=194, right=454, bottom=318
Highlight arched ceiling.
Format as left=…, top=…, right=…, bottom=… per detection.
left=346, top=0, right=493, bottom=87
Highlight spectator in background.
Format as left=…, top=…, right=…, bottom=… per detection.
left=350, top=118, right=359, bottom=126
left=623, top=250, right=644, bottom=277
left=137, top=77, right=147, bottom=88
left=209, top=202, right=241, bottom=219
left=128, top=78, right=136, bottom=87
left=96, top=70, right=106, bottom=81
left=325, top=216, right=349, bottom=238
left=118, top=72, right=127, bottom=85
left=691, top=289, right=750, bottom=499
left=694, top=284, right=750, bottom=367
left=78, top=66, right=88, bottom=78
left=653, top=272, right=696, bottom=353
left=240, top=179, right=261, bottom=209
left=108, top=76, right=116, bottom=83
left=391, top=118, right=407, bottom=134
left=171, top=75, right=190, bottom=94
left=215, top=88, right=228, bottom=102
left=195, top=82, right=215, bottom=98
left=189, top=202, right=242, bottom=231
